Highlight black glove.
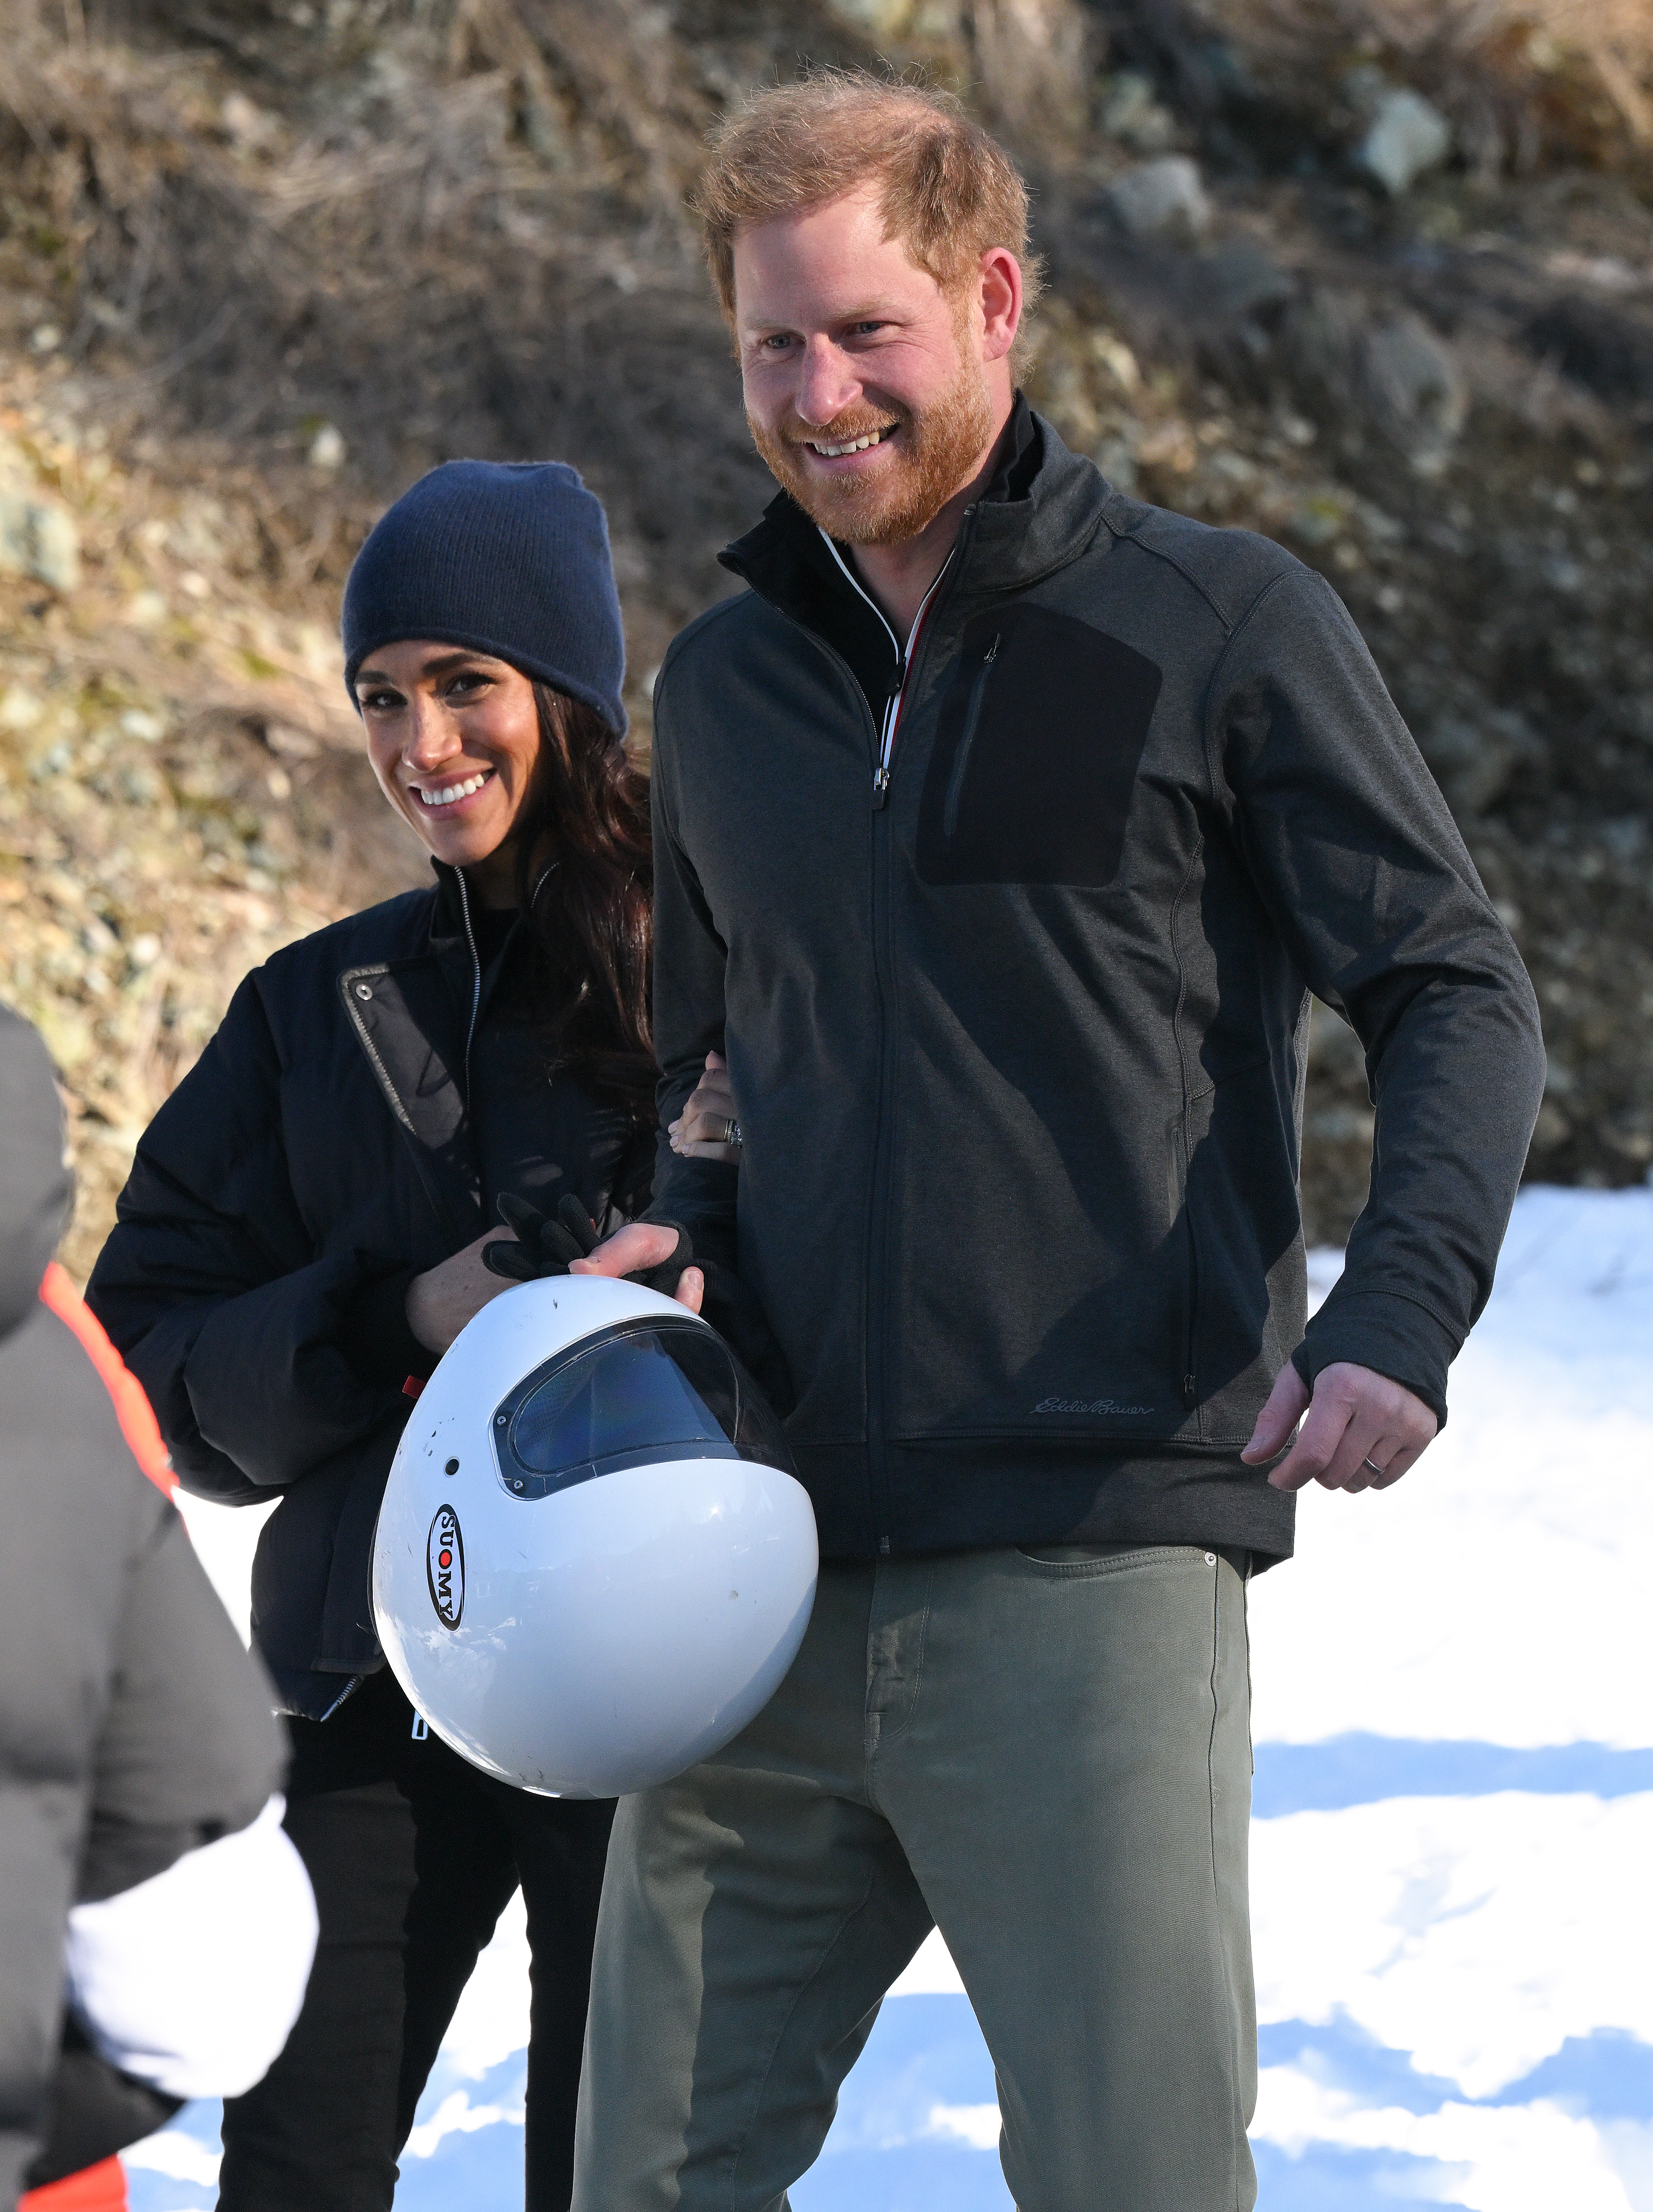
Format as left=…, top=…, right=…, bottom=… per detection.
left=481, top=1191, right=597, bottom=1280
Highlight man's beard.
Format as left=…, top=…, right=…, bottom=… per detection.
left=748, top=348, right=996, bottom=548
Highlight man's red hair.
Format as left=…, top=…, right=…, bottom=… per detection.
left=691, top=72, right=1043, bottom=376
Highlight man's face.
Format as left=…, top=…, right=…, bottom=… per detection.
left=733, top=186, right=998, bottom=546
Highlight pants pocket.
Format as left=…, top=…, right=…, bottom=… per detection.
left=1012, top=1541, right=1203, bottom=1576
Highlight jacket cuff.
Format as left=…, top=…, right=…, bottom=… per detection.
left=1294, top=1288, right=1457, bottom=1430
left=338, top=1266, right=430, bottom=1391
left=646, top=1162, right=740, bottom=1276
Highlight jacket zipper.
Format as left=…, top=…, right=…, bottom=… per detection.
left=455, top=868, right=483, bottom=1104
left=817, top=516, right=976, bottom=1551
left=816, top=531, right=953, bottom=810
left=941, top=632, right=1000, bottom=839
left=746, top=520, right=975, bottom=1555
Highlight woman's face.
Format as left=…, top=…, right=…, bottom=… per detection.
left=356, top=640, right=541, bottom=902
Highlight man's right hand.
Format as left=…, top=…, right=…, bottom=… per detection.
left=570, top=1225, right=705, bottom=1314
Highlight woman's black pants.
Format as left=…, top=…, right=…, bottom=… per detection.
left=218, top=1669, right=615, bottom=2212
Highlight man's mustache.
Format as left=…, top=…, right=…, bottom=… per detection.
left=778, top=406, right=907, bottom=449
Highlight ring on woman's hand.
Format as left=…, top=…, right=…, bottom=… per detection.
left=1361, top=1456, right=1385, bottom=1476
left=719, top=1117, right=743, bottom=1148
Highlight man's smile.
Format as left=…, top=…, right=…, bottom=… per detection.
left=800, top=424, right=899, bottom=461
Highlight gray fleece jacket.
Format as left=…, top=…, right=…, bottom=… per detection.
left=646, top=407, right=1544, bottom=1565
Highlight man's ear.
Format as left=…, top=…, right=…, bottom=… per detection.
left=979, top=247, right=1023, bottom=365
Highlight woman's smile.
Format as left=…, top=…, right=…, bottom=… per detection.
left=356, top=640, right=543, bottom=903
left=409, top=764, right=497, bottom=813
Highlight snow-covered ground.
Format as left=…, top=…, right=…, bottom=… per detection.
left=127, top=1184, right=1653, bottom=2211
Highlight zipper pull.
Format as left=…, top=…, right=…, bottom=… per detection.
left=871, top=762, right=891, bottom=809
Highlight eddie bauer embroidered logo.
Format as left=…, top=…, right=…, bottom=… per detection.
left=427, top=1504, right=465, bottom=1629
left=1033, top=1396, right=1154, bottom=1416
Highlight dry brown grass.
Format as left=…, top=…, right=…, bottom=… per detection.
left=0, top=4, right=779, bottom=663
left=1192, top=0, right=1653, bottom=167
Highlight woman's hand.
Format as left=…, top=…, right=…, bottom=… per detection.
left=405, top=1229, right=518, bottom=1356
left=568, top=1225, right=703, bottom=1314
left=668, top=1052, right=743, bottom=1163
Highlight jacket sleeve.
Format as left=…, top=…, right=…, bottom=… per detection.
left=64, top=1795, right=315, bottom=2106
left=28, top=1480, right=304, bottom=2186
left=0, top=1297, right=291, bottom=2200
left=87, top=973, right=408, bottom=1501
left=645, top=690, right=741, bottom=1275
left=1213, top=564, right=1545, bottom=1422
left=75, top=1495, right=285, bottom=1903
left=56, top=1494, right=307, bottom=2120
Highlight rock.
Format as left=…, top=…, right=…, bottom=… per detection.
left=1194, top=242, right=1295, bottom=324
left=308, top=424, right=346, bottom=471
left=1093, top=435, right=1138, bottom=492
left=823, top=0, right=920, bottom=31
left=1282, top=293, right=1465, bottom=470
left=1419, top=709, right=1541, bottom=817
left=1098, top=72, right=1176, bottom=153
left=116, top=762, right=166, bottom=807
left=1105, top=156, right=1210, bottom=243
left=0, top=684, right=44, bottom=732
left=0, top=492, right=81, bottom=592
left=1357, top=88, right=1452, bottom=197
left=1089, top=332, right=1141, bottom=393
left=1360, top=313, right=1466, bottom=472
left=261, top=720, right=322, bottom=761
left=1287, top=493, right=1348, bottom=547
left=1523, top=296, right=1653, bottom=409
left=221, top=91, right=278, bottom=152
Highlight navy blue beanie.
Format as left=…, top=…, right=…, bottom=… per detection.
left=341, top=460, right=627, bottom=736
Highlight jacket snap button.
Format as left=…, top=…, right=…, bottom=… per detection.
left=1205, top=1551, right=1217, bottom=1565
left=354, top=982, right=373, bottom=1001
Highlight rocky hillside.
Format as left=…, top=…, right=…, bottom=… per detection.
left=2, top=0, right=1651, bottom=1275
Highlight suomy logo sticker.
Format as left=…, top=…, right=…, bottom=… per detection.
left=427, top=1505, right=464, bottom=1629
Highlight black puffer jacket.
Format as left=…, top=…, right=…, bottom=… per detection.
left=88, top=867, right=653, bottom=1720
left=0, top=1005, right=283, bottom=2207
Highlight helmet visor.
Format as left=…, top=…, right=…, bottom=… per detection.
left=494, top=1318, right=795, bottom=1500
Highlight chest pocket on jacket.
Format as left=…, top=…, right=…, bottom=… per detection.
left=915, top=604, right=1163, bottom=888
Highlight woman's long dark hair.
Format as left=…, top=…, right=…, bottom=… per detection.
left=511, top=684, right=656, bottom=1123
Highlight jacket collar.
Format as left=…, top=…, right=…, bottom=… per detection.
left=718, top=398, right=1111, bottom=644
left=428, top=858, right=471, bottom=950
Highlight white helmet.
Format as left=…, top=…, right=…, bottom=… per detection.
left=372, top=1274, right=817, bottom=1797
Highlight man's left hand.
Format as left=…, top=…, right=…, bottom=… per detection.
left=1241, top=1360, right=1438, bottom=1492
left=669, top=1052, right=743, bottom=1163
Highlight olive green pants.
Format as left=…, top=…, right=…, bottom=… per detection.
left=572, top=1543, right=1256, bottom=2212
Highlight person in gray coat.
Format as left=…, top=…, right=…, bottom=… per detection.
left=0, top=1004, right=315, bottom=2210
